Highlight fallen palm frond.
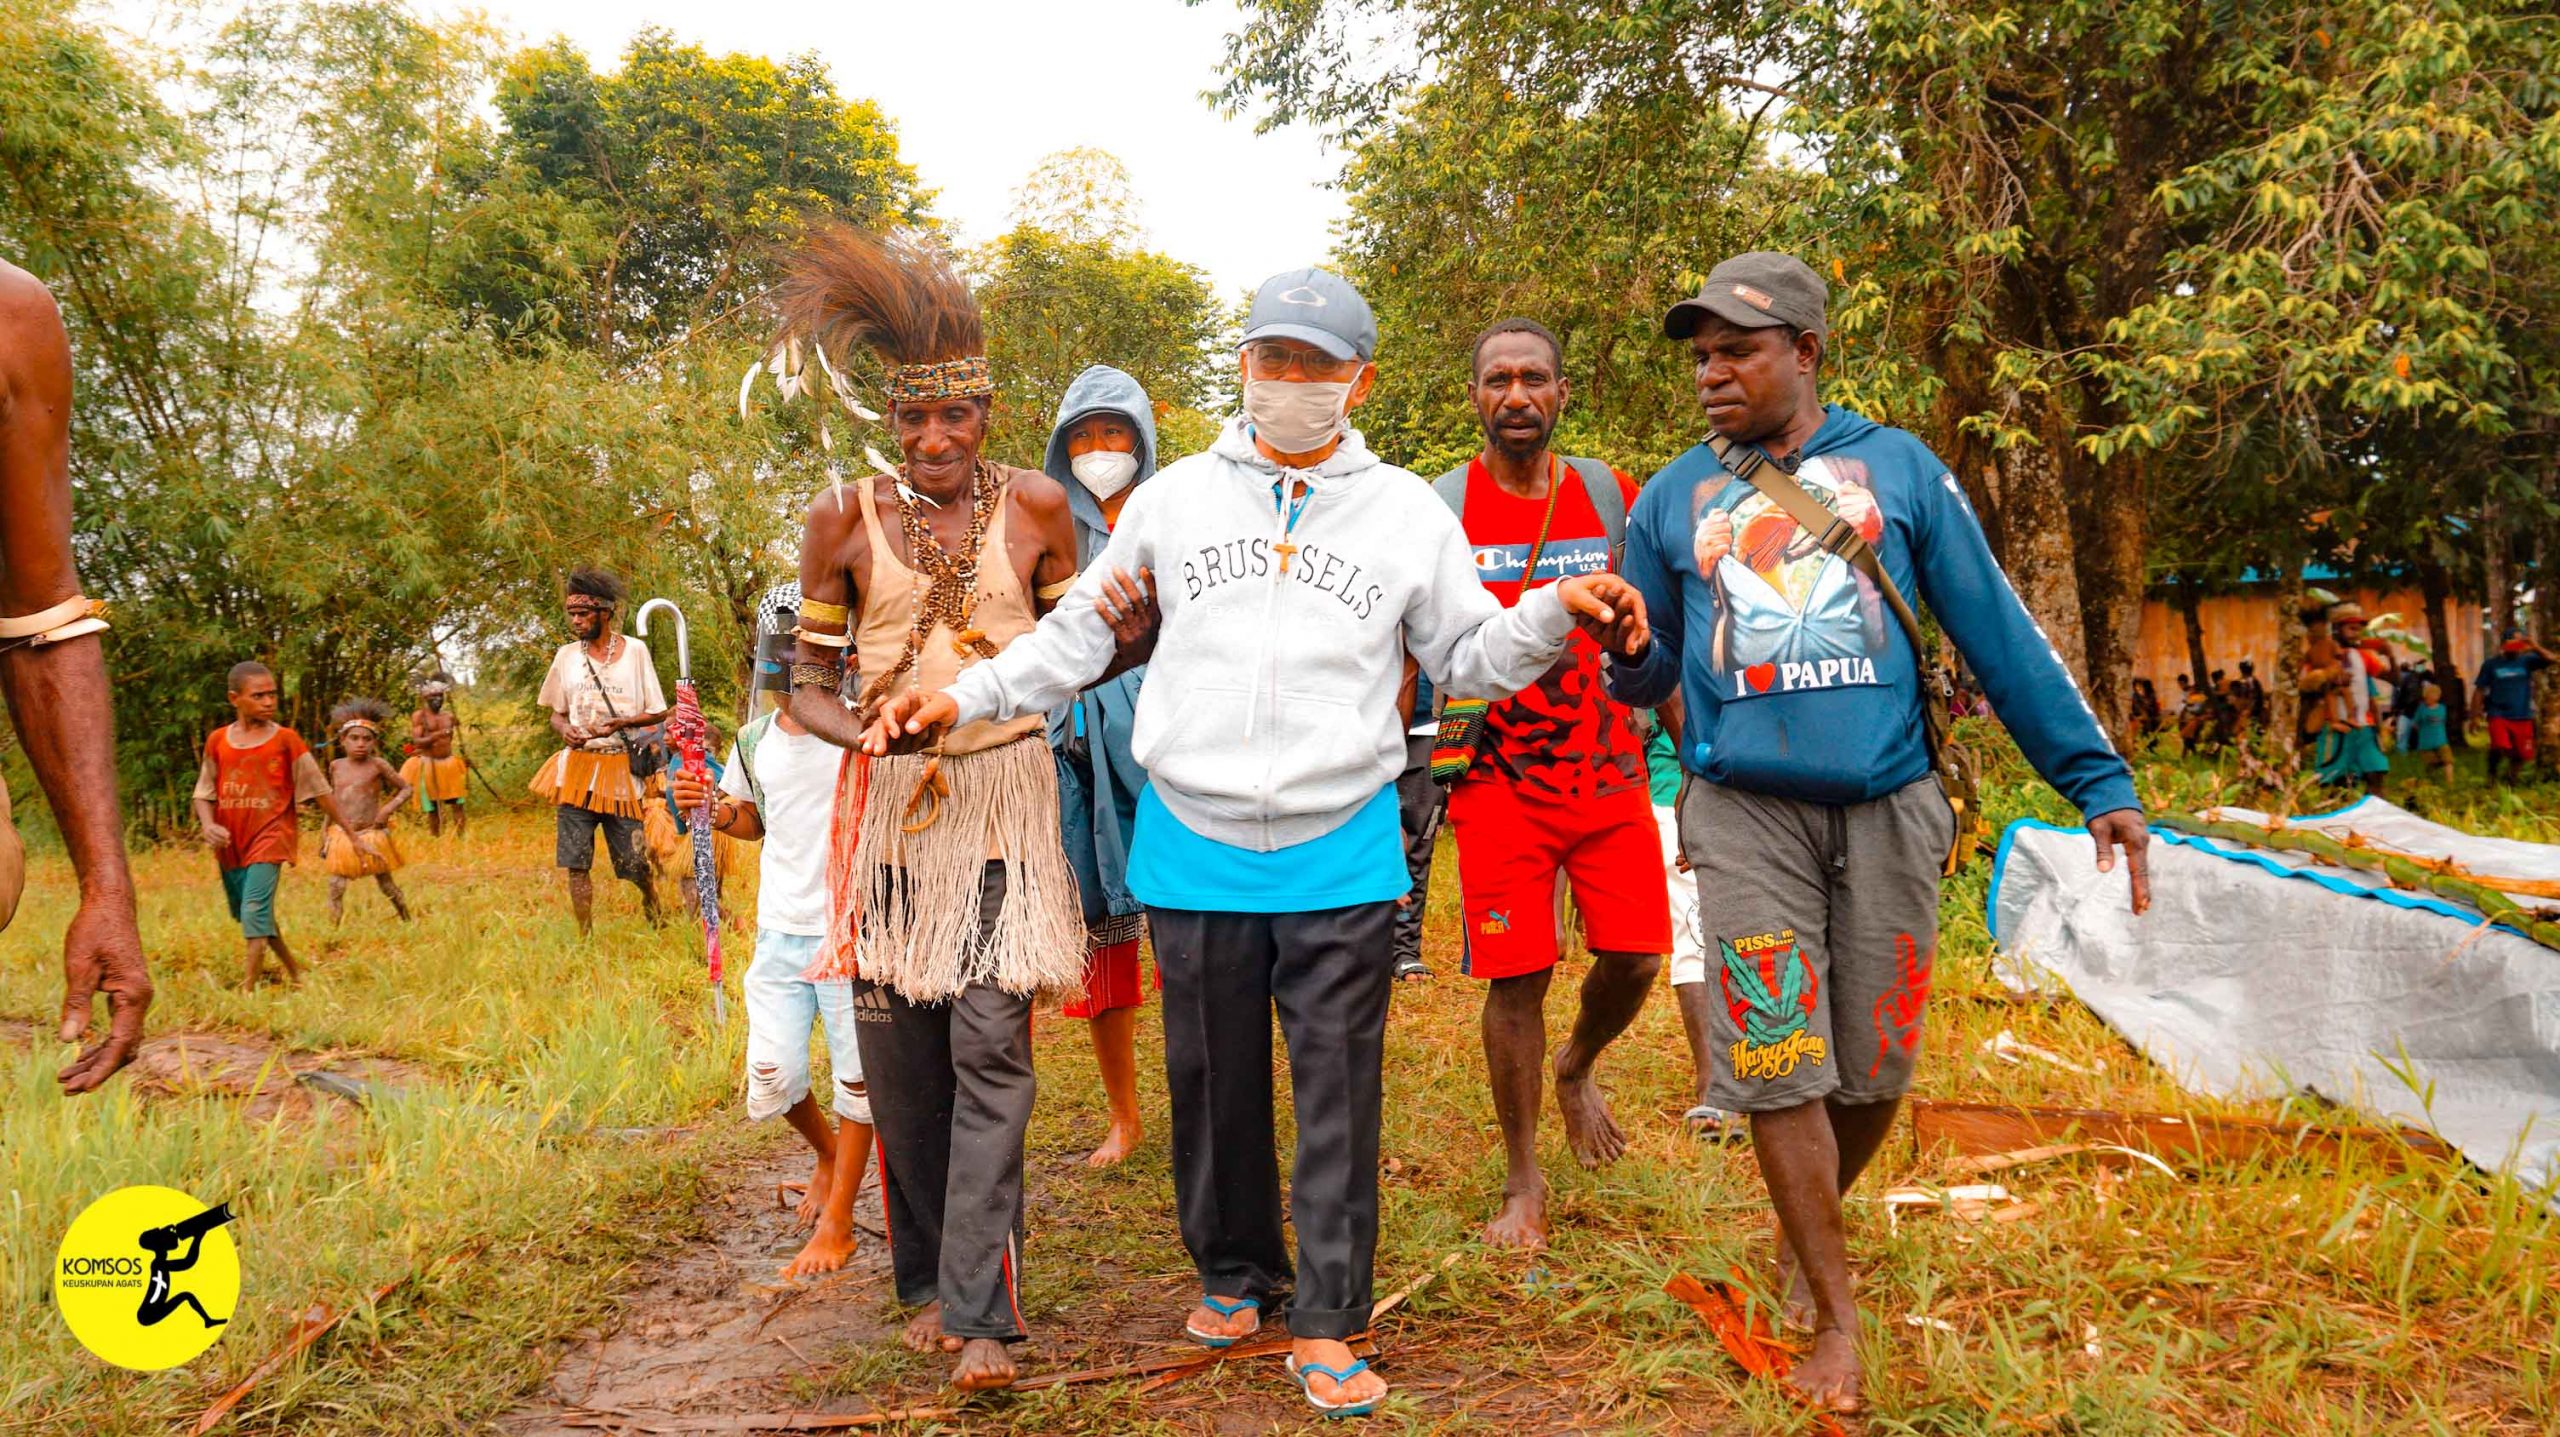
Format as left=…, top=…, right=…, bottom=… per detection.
left=1662, top=1271, right=1847, bottom=1436
left=2153, top=810, right=2560, bottom=952
left=192, top=1244, right=486, bottom=1434
left=1908, top=1097, right=2454, bottom=1171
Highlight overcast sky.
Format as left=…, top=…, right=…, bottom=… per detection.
left=418, top=0, right=1354, bottom=297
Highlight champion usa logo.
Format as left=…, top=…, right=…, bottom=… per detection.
left=1731, top=655, right=1882, bottom=697
left=1471, top=536, right=1611, bottom=585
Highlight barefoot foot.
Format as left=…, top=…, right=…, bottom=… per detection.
left=1481, top=1187, right=1548, bottom=1250
left=1289, top=1337, right=1386, bottom=1413
left=950, top=1336, right=1016, bottom=1392
left=1784, top=1328, right=1865, bottom=1414
left=782, top=1214, right=855, bottom=1280
left=901, top=1301, right=946, bottom=1354
left=794, top=1151, right=833, bottom=1230
left=1084, top=1120, right=1141, bottom=1168
left=1553, top=1048, right=1627, bottom=1168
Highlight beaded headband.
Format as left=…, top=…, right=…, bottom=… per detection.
left=884, top=356, right=993, bottom=404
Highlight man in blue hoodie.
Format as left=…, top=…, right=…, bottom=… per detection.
left=1605, top=252, right=2150, bottom=1414
left=1043, top=365, right=1163, bottom=1167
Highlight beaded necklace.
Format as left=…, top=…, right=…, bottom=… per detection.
left=854, top=462, right=1003, bottom=721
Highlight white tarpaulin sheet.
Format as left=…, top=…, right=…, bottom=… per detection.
left=1987, top=800, right=2560, bottom=1198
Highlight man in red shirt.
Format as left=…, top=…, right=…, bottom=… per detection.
left=1437, top=319, right=1671, bottom=1248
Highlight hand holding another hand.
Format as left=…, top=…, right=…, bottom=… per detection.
left=1557, top=574, right=1650, bottom=658
left=861, top=691, right=959, bottom=755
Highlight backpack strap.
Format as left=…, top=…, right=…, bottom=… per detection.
left=1562, top=456, right=1625, bottom=568
left=1705, top=433, right=1949, bottom=767
left=733, top=709, right=776, bottom=816
left=1432, top=463, right=1471, bottom=520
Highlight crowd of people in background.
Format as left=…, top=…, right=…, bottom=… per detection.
left=2110, top=602, right=2553, bottom=796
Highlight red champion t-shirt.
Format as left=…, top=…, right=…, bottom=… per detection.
left=1456, top=456, right=1646, bottom=801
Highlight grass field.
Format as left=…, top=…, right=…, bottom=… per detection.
left=3, top=735, right=2556, bottom=1434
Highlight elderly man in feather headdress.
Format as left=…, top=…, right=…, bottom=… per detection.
left=777, top=227, right=1138, bottom=1392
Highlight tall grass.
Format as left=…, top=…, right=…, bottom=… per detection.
left=4, top=744, right=2556, bottom=1433
left=0, top=814, right=740, bottom=1432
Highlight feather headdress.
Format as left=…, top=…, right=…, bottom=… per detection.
left=775, top=226, right=991, bottom=404
left=330, top=696, right=392, bottom=735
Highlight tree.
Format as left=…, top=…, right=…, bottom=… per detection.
left=1208, top=0, right=2560, bottom=733
left=973, top=216, right=1226, bottom=470
left=1010, top=147, right=1144, bottom=249
left=0, top=0, right=886, bottom=810
left=1325, top=62, right=1795, bottom=478
left=490, top=29, right=926, bottom=357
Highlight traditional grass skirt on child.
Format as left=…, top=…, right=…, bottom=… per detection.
left=814, top=734, right=1085, bottom=1002
left=322, top=824, right=405, bottom=877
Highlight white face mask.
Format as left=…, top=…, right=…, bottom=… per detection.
left=1243, top=378, right=1354, bottom=455
left=1069, top=449, right=1140, bottom=500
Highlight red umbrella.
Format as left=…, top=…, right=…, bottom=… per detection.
left=636, top=598, right=725, bottom=1023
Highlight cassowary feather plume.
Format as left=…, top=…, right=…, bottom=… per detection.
left=775, top=226, right=983, bottom=371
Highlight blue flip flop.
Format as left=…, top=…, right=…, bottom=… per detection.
left=1184, top=1294, right=1260, bottom=1348
left=1286, top=1354, right=1385, bottom=1418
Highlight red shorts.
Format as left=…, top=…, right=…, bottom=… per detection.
left=1063, top=914, right=1155, bottom=1019
left=1447, top=779, right=1673, bottom=980
left=2487, top=717, right=2539, bottom=760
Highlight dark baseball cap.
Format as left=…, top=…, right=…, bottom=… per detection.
left=1240, top=267, right=1378, bottom=363
left=1663, top=252, right=1829, bottom=341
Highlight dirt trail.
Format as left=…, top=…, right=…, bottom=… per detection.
left=497, top=1138, right=1610, bottom=1435
left=503, top=1142, right=904, bottom=1434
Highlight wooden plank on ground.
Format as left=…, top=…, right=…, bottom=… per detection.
left=1907, top=1098, right=2453, bottom=1171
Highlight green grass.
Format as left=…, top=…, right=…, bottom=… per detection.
left=4, top=742, right=2558, bottom=1433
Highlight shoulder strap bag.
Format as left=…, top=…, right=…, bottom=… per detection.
left=1707, top=434, right=1981, bottom=874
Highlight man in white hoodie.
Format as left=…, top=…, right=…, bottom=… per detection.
left=867, top=268, right=1649, bottom=1418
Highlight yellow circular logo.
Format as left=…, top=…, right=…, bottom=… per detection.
left=54, top=1186, right=240, bottom=1371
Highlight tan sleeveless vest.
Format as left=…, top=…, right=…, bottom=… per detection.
left=854, top=468, right=1044, bottom=755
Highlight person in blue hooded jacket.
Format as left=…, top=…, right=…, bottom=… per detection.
left=1044, top=365, right=1165, bottom=1167
left=1605, top=251, right=2151, bottom=1416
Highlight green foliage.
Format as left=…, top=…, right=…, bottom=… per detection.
left=1329, top=62, right=1799, bottom=477
left=488, top=28, right=925, bottom=356
left=1212, top=0, right=2560, bottom=735
left=0, top=0, right=875, bottom=812
left=972, top=200, right=1228, bottom=470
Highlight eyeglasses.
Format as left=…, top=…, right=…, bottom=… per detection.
left=1243, top=341, right=1363, bottom=381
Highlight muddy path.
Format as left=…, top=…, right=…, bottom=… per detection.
left=495, top=1134, right=1620, bottom=1436
left=501, top=1141, right=907, bottom=1434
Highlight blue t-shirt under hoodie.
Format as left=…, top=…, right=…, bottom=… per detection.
left=1605, top=404, right=2137, bottom=820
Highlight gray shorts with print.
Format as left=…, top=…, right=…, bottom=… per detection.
left=1676, top=777, right=1950, bottom=1113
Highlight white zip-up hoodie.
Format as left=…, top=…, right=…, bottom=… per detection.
left=946, top=417, right=1575, bottom=852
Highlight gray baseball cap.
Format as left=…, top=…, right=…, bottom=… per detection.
left=1663, top=251, right=1829, bottom=341
left=1240, top=267, right=1377, bottom=363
